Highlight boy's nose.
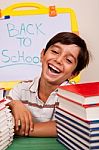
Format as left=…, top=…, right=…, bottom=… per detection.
left=56, top=55, right=63, bottom=64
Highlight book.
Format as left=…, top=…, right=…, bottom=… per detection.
left=0, top=100, right=6, bottom=110
left=55, top=107, right=99, bottom=135
left=0, top=95, right=14, bottom=150
left=55, top=107, right=99, bottom=149
left=57, top=131, right=89, bottom=150
left=0, top=88, right=4, bottom=100
left=58, top=96, right=99, bottom=121
left=56, top=113, right=99, bottom=142
left=56, top=82, right=99, bottom=149
left=0, top=140, right=12, bottom=150
left=57, top=82, right=99, bottom=105
left=0, top=128, right=14, bottom=137
left=57, top=130, right=99, bottom=150
left=57, top=123, right=99, bottom=144
left=0, top=98, right=10, bottom=110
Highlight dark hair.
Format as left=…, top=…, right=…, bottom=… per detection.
left=44, top=32, right=90, bottom=74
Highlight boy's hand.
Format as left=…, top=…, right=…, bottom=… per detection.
left=8, top=100, right=34, bottom=136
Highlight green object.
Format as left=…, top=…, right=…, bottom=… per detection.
left=7, top=136, right=67, bottom=150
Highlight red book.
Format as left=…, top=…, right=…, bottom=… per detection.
left=58, top=82, right=99, bottom=105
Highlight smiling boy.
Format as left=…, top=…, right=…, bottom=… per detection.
left=6, top=32, right=90, bottom=137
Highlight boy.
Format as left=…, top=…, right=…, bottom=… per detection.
left=6, top=32, right=90, bottom=137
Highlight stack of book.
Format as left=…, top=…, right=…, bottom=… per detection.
left=55, top=82, right=99, bottom=150
left=0, top=88, right=14, bottom=150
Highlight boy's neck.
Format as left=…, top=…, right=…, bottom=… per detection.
left=38, top=78, right=58, bottom=102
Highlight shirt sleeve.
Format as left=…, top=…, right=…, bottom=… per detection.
left=6, top=82, right=23, bottom=100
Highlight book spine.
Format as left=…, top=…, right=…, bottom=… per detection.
left=57, top=130, right=99, bottom=149
left=58, top=94, right=99, bottom=108
left=57, top=121, right=99, bottom=143
left=57, top=93, right=83, bottom=106
left=56, top=106, right=99, bottom=123
left=58, top=130, right=89, bottom=150
left=57, top=137, right=77, bottom=150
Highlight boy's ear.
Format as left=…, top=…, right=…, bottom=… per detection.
left=40, top=49, right=45, bottom=62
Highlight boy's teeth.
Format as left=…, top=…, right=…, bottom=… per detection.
left=49, top=64, right=60, bottom=73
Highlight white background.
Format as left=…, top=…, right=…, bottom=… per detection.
left=0, top=0, right=99, bottom=82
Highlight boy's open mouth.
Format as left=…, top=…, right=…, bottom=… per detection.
left=48, top=64, right=61, bottom=74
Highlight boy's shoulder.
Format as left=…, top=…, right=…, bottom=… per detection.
left=18, top=77, right=39, bottom=91
left=20, top=80, right=33, bottom=84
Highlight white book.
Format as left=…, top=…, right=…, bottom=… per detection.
left=0, top=120, right=8, bottom=129
left=56, top=113, right=99, bottom=138
left=0, top=135, right=14, bottom=143
left=0, top=135, right=12, bottom=146
left=0, top=128, right=9, bottom=136
left=0, top=108, right=5, bottom=113
left=0, top=128, right=14, bottom=138
left=0, top=143, right=10, bottom=150
left=0, top=115, right=9, bottom=124
left=0, top=98, right=11, bottom=110
left=58, top=96, right=99, bottom=121
left=0, top=117, right=14, bottom=131
left=57, top=123, right=99, bottom=146
left=55, top=107, right=99, bottom=132
left=58, top=128, right=89, bottom=148
left=0, top=109, right=6, bottom=119
left=56, top=114, right=90, bottom=140
left=0, top=132, right=11, bottom=142
left=58, top=137, right=74, bottom=150
left=57, top=131, right=99, bottom=150
left=57, top=130, right=89, bottom=150
left=0, top=140, right=12, bottom=150
left=0, top=102, right=5, bottom=110
left=0, top=125, right=10, bottom=133
left=0, top=88, right=4, bottom=100
left=56, top=107, right=99, bottom=149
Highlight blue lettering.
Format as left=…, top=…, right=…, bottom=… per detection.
left=20, top=23, right=26, bottom=35
left=11, top=56, right=17, bottom=62
left=17, top=37, right=24, bottom=47
left=7, top=23, right=19, bottom=37
left=25, top=56, right=32, bottom=63
left=26, top=24, right=34, bottom=35
left=35, top=23, right=45, bottom=35
left=7, top=23, right=45, bottom=38
left=23, top=37, right=31, bottom=47
left=33, top=56, right=39, bottom=63
left=18, top=51, right=25, bottom=62
left=2, top=50, right=10, bottom=62
left=1, top=50, right=40, bottom=66
left=17, top=37, right=31, bottom=47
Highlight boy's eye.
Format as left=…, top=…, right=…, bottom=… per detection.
left=51, top=50, right=59, bottom=54
left=66, top=58, right=72, bottom=64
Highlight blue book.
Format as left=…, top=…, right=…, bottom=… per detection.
left=57, top=132, right=99, bottom=150
left=55, top=107, right=99, bottom=131
left=55, top=107, right=99, bottom=149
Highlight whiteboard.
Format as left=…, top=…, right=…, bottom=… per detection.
left=0, top=13, right=72, bottom=81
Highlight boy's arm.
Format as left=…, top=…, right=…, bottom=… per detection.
left=29, top=120, right=57, bottom=137
left=8, top=100, right=34, bottom=135
left=8, top=100, right=57, bottom=137
left=15, top=120, right=57, bottom=137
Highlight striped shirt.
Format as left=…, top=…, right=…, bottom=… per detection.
left=6, top=77, right=69, bottom=122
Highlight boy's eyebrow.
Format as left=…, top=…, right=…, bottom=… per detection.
left=50, top=44, right=78, bottom=63
left=50, top=44, right=59, bottom=48
left=50, top=44, right=65, bottom=51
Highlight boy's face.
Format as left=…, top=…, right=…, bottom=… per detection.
left=41, top=42, right=80, bottom=85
